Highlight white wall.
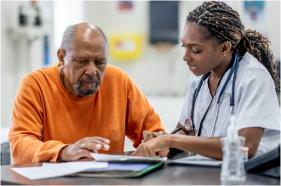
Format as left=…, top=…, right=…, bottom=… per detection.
left=224, top=1, right=280, bottom=60
left=53, top=1, right=84, bottom=57
left=1, top=1, right=280, bottom=128
left=84, top=1, right=280, bottom=97
left=1, top=1, right=54, bottom=128
left=84, top=1, right=191, bottom=96
left=1, top=1, right=26, bottom=128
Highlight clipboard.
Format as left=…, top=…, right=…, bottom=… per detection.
left=68, top=162, right=164, bottom=178
left=68, top=153, right=165, bottom=178
left=90, top=153, right=166, bottom=163
left=166, top=154, right=222, bottom=167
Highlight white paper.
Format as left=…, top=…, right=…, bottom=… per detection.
left=172, top=154, right=222, bottom=166
left=11, top=161, right=108, bottom=180
left=91, top=153, right=167, bottom=161
left=41, top=161, right=96, bottom=168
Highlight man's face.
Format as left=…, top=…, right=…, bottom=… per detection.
left=62, top=28, right=107, bottom=97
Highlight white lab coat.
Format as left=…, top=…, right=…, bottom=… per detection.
left=179, top=52, right=280, bottom=157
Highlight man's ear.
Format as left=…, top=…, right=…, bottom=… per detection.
left=57, top=49, right=65, bottom=66
left=220, top=41, right=232, bottom=56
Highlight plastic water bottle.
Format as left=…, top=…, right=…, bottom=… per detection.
left=220, top=115, right=246, bottom=184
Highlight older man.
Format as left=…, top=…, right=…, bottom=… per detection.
left=8, top=22, right=165, bottom=163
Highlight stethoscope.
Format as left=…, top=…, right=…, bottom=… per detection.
left=186, top=52, right=240, bottom=137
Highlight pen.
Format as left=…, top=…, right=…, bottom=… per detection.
left=170, top=126, right=183, bottom=134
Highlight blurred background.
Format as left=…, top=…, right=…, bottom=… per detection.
left=1, top=1, right=280, bottom=155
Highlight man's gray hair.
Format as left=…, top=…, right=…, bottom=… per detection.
left=60, top=24, right=77, bottom=53
left=60, top=24, right=109, bottom=55
left=96, top=25, right=109, bottom=55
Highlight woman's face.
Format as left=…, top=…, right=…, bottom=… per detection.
left=181, top=23, right=225, bottom=76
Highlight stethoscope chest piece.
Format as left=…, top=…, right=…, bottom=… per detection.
left=184, top=118, right=198, bottom=136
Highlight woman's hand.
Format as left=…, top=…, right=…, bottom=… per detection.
left=142, top=130, right=168, bottom=143
left=132, top=134, right=172, bottom=157
left=141, top=130, right=169, bottom=157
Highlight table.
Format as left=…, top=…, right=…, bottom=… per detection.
left=1, top=151, right=280, bottom=185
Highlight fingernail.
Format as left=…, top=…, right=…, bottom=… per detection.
left=104, top=145, right=109, bottom=149
left=81, top=144, right=85, bottom=147
left=105, top=139, right=110, bottom=143
left=96, top=144, right=101, bottom=148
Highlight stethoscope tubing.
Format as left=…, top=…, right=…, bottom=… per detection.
left=217, top=53, right=238, bottom=104
left=191, top=52, right=239, bottom=137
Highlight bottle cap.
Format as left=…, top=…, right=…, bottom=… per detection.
left=227, top=115, right=238, bottom=138
left=242, top=147, right=249, bottom=152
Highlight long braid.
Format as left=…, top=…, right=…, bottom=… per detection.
left=187, top=1, right=280, bottom=91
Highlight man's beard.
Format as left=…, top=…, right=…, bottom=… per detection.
left=73, top=76, right=100, bottom=97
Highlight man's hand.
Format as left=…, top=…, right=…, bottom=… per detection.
left=58, top=137, right=110, bottom=161
left=142, top=130, right=168, bottom=143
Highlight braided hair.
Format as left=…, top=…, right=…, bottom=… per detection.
left=186, top=1, right=280, bottom=91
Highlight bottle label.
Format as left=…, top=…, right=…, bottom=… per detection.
left=227, top=141, right=239, bottom=175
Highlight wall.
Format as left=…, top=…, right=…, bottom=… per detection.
left=1, top=1, right=27, bottom=128
left=84, top=1, right=191, bottom=96
left=1, top=1, right=54, bottom=128
left=1, top=1, right=280, bottom=128
left=53, top=1, right=84, bottom=62
left=84, top=1, right=280, bottom=97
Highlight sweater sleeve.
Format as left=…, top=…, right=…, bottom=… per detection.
left=125, top=76, right=166, bottom=148
left=8, top=78, right=68, bottom=164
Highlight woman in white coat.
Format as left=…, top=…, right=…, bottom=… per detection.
left=133, top=1, right=280, bottom=159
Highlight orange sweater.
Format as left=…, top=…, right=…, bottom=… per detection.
left=9, top=63, right=165, bottom=164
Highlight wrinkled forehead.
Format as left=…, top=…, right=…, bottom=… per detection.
left=75, top=25, right=103, bottom=42
left=72, top=28, right=106, bottom=52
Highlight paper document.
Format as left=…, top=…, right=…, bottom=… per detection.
left=41, top=161, right=98, bottom=168
left=83, top=163, right=152, bottom=172
left=43, top=161, right=151, bottom=172
left=91, top=153, right=167, bottom=162
left=170, top=154, right=222, bottom=167
left=11, top=161, right=108, bottom=180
